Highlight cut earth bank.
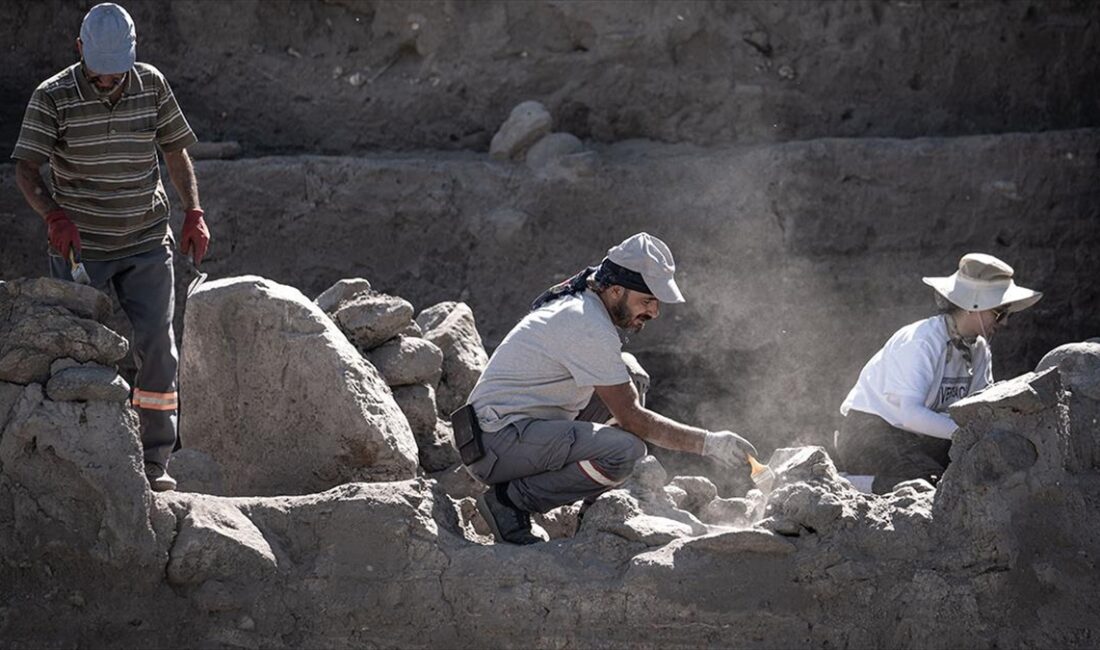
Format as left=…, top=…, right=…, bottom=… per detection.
left=2, top=129, right=1098, bottom=459
left=1, top=277, right=1098, bottom=648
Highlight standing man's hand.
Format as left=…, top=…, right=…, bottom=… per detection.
left=180, top=208, right=210, bottom=265
left=702, top=430, right=759, bottom=467
left=44, top=209, right=81, bottom=257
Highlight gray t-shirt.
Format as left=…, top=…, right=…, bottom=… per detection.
left=469, top=290, right=631, bottom=432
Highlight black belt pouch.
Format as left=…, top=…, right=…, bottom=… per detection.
left=450, top=404, right=485, bottom=465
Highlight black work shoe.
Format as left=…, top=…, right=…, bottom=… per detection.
left=144, top=461, right=177, bottom=492
left=476, top=485, right=541, bottom=545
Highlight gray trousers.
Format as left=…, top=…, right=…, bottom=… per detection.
left=50, top=245, right=179, bottom=465
left=467, top=353, right=650, bottom=514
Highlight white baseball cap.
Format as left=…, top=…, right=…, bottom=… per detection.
left=606, top=233, right=685, bottom=304
left=922, top=253, right=1042, bottom=313
left=80, top=3, right=136, bottom=75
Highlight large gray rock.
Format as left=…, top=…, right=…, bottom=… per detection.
left=332, top=292, right=415, bottom=350
left=314, top=277, right=372, bottom=314
left=45, top=362, right=130, bottom=402
left=0, top=383, right=168, bottom=571
left=1036, top=341, right=1100, bottom=400
left=489, top=100, right=552, bottom=160
left=0, top=278, right=128, bottom=384
left=179, top=276, right=418, bottom=496
left=417, top=302, right=489, bottom=416
left=364, top=336, right=444, bottom=387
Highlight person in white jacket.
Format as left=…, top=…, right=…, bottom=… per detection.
left=836, top=253, right=1042, bottom=494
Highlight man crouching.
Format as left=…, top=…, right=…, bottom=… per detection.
left=457, top=233, right=758, bottom=544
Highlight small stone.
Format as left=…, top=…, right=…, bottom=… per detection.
left=668, top=476, right=718, bottom=514
left=664, top=484, right=688, bottom=509
left=698, top=497, right=754, bottom=527
left=46, top=364, right=130, bottom=402
left=760, top=516, right=802, bottom=536
left=417, top=419, right=460, bottom=473
left=238, top=615, right=256, bottom=631
left=364, top=336, right=444, bottom=387
left=391, top=384, right=438, bottom=437
left=398, top=321, right=424, bottom=338
left=631, top=455, right=668, bottom=492
left=49, top=358, right=80, bottom=374
left=315, top=278, right=373, bottom=314
left=526, top=132, right=584, bottom=170
left=489, top=101, right=553, bottom=160
left=332, top=293, right=414, bottom=350
left=418, top=302, right=489, bottom=416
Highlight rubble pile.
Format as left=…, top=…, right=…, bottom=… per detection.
left=1, top=278, right=1098, bottom=649
left=314, top=279, right=491, bottom=474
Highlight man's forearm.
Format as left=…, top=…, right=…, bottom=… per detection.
left=618, top=407, right=708, bottom=454
left=14, top=160, right=59, bottom=218
left=164, top=148, right=200, bottom=211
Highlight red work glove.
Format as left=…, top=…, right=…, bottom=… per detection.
left=180, top=208, right=210, bottom=265
left=44, top=209, right=82, bottom=257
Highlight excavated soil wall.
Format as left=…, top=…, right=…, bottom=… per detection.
left=3, top=129, right=1098, bottom=453
left=2, top=0, right=1098, bottom=155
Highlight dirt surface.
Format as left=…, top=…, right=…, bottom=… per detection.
left=2, top=1, right=1098, bottom=155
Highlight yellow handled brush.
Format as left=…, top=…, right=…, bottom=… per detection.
left=747, top=453, right=776, bottom=494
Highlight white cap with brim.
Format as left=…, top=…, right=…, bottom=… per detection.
left=606, top=232, right=685, bottom=304
left=80, top=3, right=136, bottom=75
left=922, top=252, right=1042, bottom=313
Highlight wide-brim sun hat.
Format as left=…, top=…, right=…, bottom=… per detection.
left=922, top=253, right=1042, bottom=313
left=80, top=3, right=137, bottom=75
left=606, top=232, right=685, bottom=304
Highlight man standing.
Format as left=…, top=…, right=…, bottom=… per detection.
left=462, top=233, right=758, bottom=544
left=12, top=3, right=209, bottom=491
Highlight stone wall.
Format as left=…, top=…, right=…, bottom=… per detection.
left=1, top=0, right=1098, bottom=155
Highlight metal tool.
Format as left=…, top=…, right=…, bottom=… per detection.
left=186, top=254, right=207, bottom=298
left=68, top=250, right=91, bottom=285
left=747, top=453, right=776, bottom=494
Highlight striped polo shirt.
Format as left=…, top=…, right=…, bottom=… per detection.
left=11, top=62, right=198, bottom=261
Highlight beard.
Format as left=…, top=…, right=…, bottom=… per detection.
left=611, top=294, right=648, bottom=333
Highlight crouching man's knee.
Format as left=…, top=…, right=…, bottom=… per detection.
left=582, top=433, right=647, bottom=486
